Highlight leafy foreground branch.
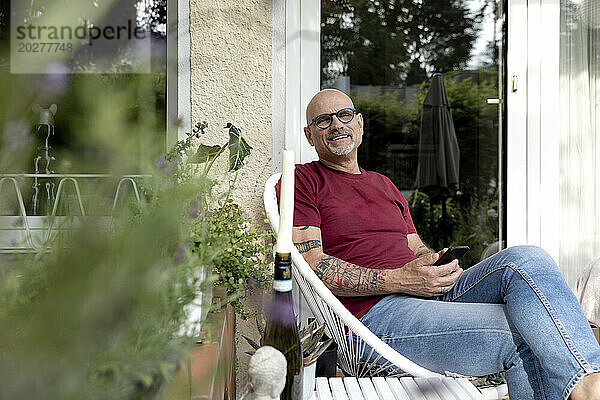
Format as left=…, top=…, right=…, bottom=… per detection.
left=191, top=202, right=271, bottom=319
left=0, top=118, right=270, bottom=398
left=0, top=172, right=210, bottom=399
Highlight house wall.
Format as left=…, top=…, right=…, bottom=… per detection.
left=189, top=0, right=273, bottom=395
left=190, top=0, right=273, bottom=218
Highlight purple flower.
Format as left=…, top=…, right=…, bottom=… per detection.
left=186, top=198, right=206, bottom=219
left=37, top=63, right=71, bottom=98
left=171, top=116, right=183, bottom=128
left=155, top=154, right=172, bottom=175
left=172, top=243, right=187, bottom=265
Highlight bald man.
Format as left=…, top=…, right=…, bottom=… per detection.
left=283, top=89, right=600, bottom=399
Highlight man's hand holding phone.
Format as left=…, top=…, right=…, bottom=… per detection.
left=417, top=246, right=468, bottom=296
left=433, top=246, right=470, bottom=266
left=426, top=246, right=469, bottom=295
left=394, top=247, right=467, bottom=297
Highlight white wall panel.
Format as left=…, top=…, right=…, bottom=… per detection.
left=273, top=0, right=319, bottom=173
left=299, top=0, right=321, bottom=163
left=507, top=0, right=561, bottom=267
left=539, top=0, right=560, bottom=263
left=526, top=0, right=542, bottom=247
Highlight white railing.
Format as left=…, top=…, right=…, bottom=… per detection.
left=0, top=173, right=150, bottom=253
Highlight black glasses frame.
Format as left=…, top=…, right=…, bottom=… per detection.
left=307, top=108, right=358, bottom=129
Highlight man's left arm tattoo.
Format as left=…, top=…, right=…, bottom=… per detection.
left=294, top=239, right=321, bottom=254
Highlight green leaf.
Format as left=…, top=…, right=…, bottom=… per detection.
left=159, top=362, right=175, bottom=380
left=300, top=320, right=317, bottom=342
left=134, top=372, right=154, bottom=389
left=225, top=123, right=252, bottom=172
left=301, top=321, right=326, bottom=355
left=302, top=325, right=325, bottom=354
left=242, top=334, right=260, bottom=350
left=303, top=338, right=334, bottom=366
left=193, top=144, right=222, bottom=164
left=256, top=314, right=265, bottom=343
left=192, top=121, right=208, bottom=136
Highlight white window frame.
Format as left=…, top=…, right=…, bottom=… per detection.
left=506, top=0, right=560, bottom=263
left=167, top=0, right=191, bottom=149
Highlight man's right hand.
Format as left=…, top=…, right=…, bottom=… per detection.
left=388, top=251, right=463, bottom=297
left=293, top=225, right=462, bottom=298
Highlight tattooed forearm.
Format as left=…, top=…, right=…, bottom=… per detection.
left=294, top=240, right=321, bottom=254
left=314, top=256, right=387, bottom=296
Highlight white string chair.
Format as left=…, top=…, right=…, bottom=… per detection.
left=263, top=172, right=444, bottom=379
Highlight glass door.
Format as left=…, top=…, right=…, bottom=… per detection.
left=320, top=0, right=507, bottom=266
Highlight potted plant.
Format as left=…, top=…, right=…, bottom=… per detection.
left=299, top=320, right=335, bottom=398
left=167, top=122, right=272, bottom=320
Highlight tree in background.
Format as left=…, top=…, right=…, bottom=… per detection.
left=321, top=0, right=485, bottom=86
left=352, top=70, right=500, bottom=262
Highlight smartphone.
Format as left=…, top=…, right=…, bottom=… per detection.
left=433, top=246, right=470, bottom=266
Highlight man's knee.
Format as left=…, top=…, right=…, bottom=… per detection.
left=501, top=245, right=560, bottom=275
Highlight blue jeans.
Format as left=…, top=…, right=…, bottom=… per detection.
left=359, top=246, right=600, bottom=400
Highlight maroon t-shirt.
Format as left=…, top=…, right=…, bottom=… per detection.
left=276, top=161, right=418, bottom=319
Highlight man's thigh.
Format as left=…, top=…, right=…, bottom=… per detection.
left=359, top=294, right=520, bottom=376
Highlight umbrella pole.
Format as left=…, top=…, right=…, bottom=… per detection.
left=441, top=198, right=447, bottom=248
left=429, top=199, right=435, bottom=250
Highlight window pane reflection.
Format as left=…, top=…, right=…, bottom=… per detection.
left=321, top=0, right=506, bottom=266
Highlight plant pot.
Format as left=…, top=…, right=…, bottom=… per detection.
left=316, top=340, right=338, bottom=377
left=199, top=266, right=214, bottom=323
left=179, top=266, right=213, bottom=339
left=302, top=362, right=317, bottom=400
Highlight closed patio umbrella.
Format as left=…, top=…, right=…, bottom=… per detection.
left=416, top=73, right=460, bottom=197
left=415, top=73, right=460, bottom=247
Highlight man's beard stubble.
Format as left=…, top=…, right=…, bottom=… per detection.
left=326, top=128, right=355, bottom=156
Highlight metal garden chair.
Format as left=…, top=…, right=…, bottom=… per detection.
left=263, top=171, right=503, bottom=399
left=264, top=172, right=442, bottom=377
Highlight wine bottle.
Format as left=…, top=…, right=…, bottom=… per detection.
left=263, top=252, right=303, bottom=400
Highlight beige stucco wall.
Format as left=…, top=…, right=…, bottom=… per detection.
left=189, top=0, right=273, bottom=396
left=190, top=0, right=273, bottom=216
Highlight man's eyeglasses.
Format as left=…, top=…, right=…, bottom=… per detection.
left=307, top=108, right=358, bottom=129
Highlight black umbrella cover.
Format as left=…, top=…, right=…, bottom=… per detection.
left=415, top=73, right=460, bottom=199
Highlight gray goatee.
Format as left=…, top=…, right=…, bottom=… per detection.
left=326, top=129, right=355, bottom=155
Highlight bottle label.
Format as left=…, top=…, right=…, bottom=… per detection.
left=273, top=279, right=292, bottom=292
